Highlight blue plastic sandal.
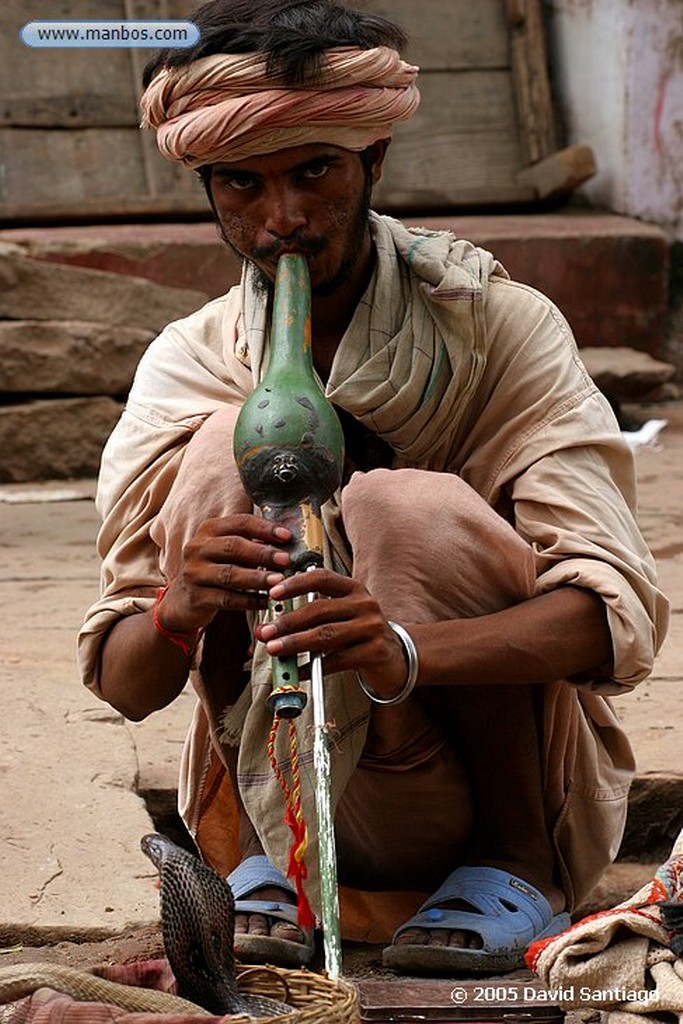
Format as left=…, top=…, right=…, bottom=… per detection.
left=227, top=855, right=314, bottom=966
left=383, top=865, right=571, bottom=974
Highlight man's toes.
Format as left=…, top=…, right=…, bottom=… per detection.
left=245, top=912, right=270, bottom=936
left=394, top=926, right=484, bottom=949
left=426, top=927, right=451, bottom=947
left=270, top=919, right=304, bottom=944
left=394, top=928, right=429, bottom=946
left=448, top=928, right=482, bottom=949
left=234, top=911, right=304, bottom=943
left=234, top=912, right=249, bottom=936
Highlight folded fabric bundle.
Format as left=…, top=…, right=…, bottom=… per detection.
left=527, top=828, right=683, bottom=1024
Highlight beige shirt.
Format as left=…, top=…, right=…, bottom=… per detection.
left=78, top=213, right=669, bottom=912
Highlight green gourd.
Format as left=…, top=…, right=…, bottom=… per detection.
left=234, top=254, right=344, bottom=567
left=233, top=254, right=345, bottom=716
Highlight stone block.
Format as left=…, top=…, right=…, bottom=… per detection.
left=3, top=223, right=240, bottom=300
left=580, top=346, right=676, bottom=402
left=0, top=320, right=155, bottom=395
left=574, top=861, right=659, bottom=918
left=0, top=397, right=123, bottom=483
left=409, top=211, right=671, bottom=359
left=620, top=772, right=683, bottom=863
left=0, top=243, right=207, bottom=332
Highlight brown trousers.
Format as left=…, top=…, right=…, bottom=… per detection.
left=153, top=407, right=635, bottom=937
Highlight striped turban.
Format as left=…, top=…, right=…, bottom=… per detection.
left=140, top=46, right=420, bottom=168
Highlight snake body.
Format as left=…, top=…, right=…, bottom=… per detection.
left=0, top=833, right=292, bottom=1018
left=0, top=963, right=212, bottom=1015
left=141, top=833, right=291, bottom=1017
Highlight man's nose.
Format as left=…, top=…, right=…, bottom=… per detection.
left=262, top=186, right=308, bottom=238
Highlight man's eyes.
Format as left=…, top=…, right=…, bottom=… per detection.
left=221, top=175, right=257, bottom=191
left=213, top=161, right=332, bottom=190
left=302, top=162, right=330, bottom=179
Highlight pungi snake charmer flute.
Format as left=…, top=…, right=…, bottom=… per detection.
left=233, top=254, right=345, bottom=977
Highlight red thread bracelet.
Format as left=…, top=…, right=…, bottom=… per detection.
left=153, top=585, right=203, bottom=658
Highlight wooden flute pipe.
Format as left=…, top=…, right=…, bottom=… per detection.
left=233, top=254, right=345, bottom=718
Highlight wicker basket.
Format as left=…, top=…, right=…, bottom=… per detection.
left=234, top=965, right=360, bottom=1024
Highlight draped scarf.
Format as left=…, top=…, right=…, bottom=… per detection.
left=241, top=212, right=506, bottom=469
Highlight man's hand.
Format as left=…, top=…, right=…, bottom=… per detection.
left=253, top=568, right=410, bottom=700
left=100, top=514, right=294, bottom=720
left=157, top=514, right=293, bottom=631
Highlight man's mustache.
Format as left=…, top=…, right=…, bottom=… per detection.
left=252, top=235, right=326, bottom=260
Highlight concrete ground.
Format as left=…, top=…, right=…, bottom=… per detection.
left=0, top=400, right=682, bottom=965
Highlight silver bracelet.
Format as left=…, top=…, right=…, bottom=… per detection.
left=356, top=621, right=419, bottom=706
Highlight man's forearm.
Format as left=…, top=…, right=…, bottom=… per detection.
left=100, top=605, right=253, bottom=721
left=99, top=610, right=193, bottom=720
left=414, top=586, right=613, bottom=687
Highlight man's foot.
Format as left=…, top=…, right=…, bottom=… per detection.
left=383, top=866, right=570, bottom=975
left=234, top=884, right=305, bottom=944
left=227, top=855, right=315, bottom=967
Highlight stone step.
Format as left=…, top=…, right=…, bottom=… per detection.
left=0, top=212, right=674, bottom=482
left=425, top=211, right=671, bottom=361
left=620, top=772, right=683, bottom=864
left=0, top=397, right=124, bottom=483
left=0, top=208, right=671, bottom=360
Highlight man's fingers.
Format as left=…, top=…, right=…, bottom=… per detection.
left=203, top=514, right=292, bottom=544
left=268, top=568, right=352, bottom=601
left=263, top=617, right=374, bottom=659
left=186, top=534, right=290, bottom=572
left=191, top=563, right=285, bottom=596
left=169, top=516, right=293, bottom=624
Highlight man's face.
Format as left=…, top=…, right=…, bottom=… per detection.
left=207, top=143, right=383, bottom=296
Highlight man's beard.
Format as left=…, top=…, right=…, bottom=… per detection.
left=216, top=174, right=373, bottom=301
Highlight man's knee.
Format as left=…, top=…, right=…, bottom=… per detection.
left=341, top=467, right=536, bottom=619
left=344, top=466, right=446, bottom=513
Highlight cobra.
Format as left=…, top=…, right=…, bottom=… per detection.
left=141, top=832, right=292, bottom=1016
left=0, top=833, right=292, bottom=1018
